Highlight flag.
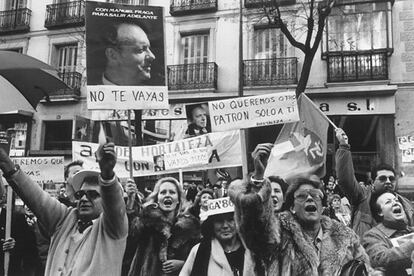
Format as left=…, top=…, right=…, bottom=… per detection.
left=264, top=93, right=329, bottom=180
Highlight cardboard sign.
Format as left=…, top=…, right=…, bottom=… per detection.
left=208, top=92, right=299, bottom=132
left=85, top=1, right=168, bottom=110
left=11, top=157, right=64, bottom=186
left=72, top=130, right=242, bottom=178
left=87, top=87, right=168, bottom=110
left=164, top=147, right=209, bottom=170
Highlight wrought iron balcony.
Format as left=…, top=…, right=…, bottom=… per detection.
left=243, top=57, right=298, bottom=87
left=244, top=0, right=296, bottom=8
left=168, top=62, right=217, bottom=90
left=0, top=8, right=31, bottom=35
left=327, top=50, right=388, bottom=82
left=170, top=0, right=217, bottom=16
left=45, top=0, right=85, bottom=29
left=46, top=71, right=81, bottom=101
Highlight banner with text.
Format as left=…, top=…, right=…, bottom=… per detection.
left=11, top=157, right=64, bottom=186
left=90, top=104, right=186, bottom=121
left=164, top=147, right=209, bottom=170
left=85, top=1, right=168, bottom=110
left=208, top=92, right=299, bottom=132
left=72, top=130, right=242, bottom=177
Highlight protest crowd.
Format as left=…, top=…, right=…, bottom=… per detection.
left=0, top=125, right=413, bottom=276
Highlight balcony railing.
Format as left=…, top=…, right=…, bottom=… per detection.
left=170, top=0, right=217, bottom=16
left=245, top=0, right=296, bottom=8
left=243, top=57, right=298, bottom=87
left=45, top=0, right=85, bottom=29
left=46, top=71, right=81, bottom=100
left=327, top=50, right=388, bottom=82
left=168, top=62, right=218, bottom=90
left=0, top=8, right=31, bottom=34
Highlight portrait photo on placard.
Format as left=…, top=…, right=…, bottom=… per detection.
left=184, top=102, right=211, bottom=138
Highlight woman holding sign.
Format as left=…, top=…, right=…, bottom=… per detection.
left=127, top=177, right=200, bottom=276
left=179, top=197, right=256, bottom=276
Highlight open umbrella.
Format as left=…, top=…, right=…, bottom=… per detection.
left=0, top=50, right=69, bottom=111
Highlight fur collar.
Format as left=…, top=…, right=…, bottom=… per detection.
left=278, top=211, right=356, bottom=275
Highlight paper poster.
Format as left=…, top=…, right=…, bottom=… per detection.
left=163, top=147, right=209, bottom=170
left=72, top=130, right=242, bottom=177
left=208, top=92, right=299, bottom=132
left=398, top=135, right=414, bottom=150
left=11, top=157, right=64, bottom=186
left=85, top=1, right=168, bottom=110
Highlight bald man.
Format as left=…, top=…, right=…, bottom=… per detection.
left=102, top=23, right=156, bottom=85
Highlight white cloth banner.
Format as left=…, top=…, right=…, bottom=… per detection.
left=208, top=91, right=299, bottom=132
left=72, top=130, right=242, bottom=177
left=164, top=147, right=209, bottom=170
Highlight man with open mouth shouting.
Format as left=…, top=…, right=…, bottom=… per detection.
left=363, top=191, right=414, bottom=276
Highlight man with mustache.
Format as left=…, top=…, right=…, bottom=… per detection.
left=363, top=191, right=414, bottom=275
left=101, top=22, right=156, bottom=86
left=335, top=128, right=414, bottom=238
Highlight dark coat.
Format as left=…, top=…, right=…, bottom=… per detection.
left=0, top=208, right=40, bottom=276
left=127, top=204, right=200, bottom=276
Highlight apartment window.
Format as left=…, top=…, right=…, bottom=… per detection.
left=5, top=0, right=27, bottom=9
left=106, top=0, right=148, bottom=4
left=182, top=33, right=209, bottom=64
left=254, top=27, right=293, bottom=59
left=44, top=121, right=72, bottom=150
left=55, top=43, right=77, bottom=73
left=326, top=2, right=392, bottom=52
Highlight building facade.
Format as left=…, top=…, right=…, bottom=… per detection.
left=0, top=0, right=413, bottom=190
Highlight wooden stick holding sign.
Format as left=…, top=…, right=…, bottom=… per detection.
left=4, top=184, right=12, bottom=276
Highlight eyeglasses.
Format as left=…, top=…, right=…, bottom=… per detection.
left=74, top=190, right=101, bottom=201
left=294, top=189, right=324, bottom=202
left=377, top=175, right=396, bottom=182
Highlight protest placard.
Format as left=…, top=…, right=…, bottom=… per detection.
left=208, top=92, right=299, bottom=132
left=164, top=148, right=209, bottom=170
left=85, top=1, right=168, bottom=110
left=72, top=130, right=242, bottom=177
left=11, top=157, right=64, bottom=186
left=90, top=104, right=186, bottom=121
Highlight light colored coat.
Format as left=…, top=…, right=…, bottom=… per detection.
left=179, top=238, right=256, bottom=276
left=7, top=170, right=128, bottom=276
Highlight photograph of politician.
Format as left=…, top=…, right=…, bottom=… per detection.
left=85, top=2, right=165, bottom=87
left=184, top=103, right=211, bottom=138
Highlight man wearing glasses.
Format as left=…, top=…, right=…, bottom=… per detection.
left=0, top=142, right=128, bottom=276
left=335, top=128, right=414, bottom=239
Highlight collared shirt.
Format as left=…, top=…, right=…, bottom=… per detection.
left=376, top=222, right=413, bottom=239
left=102, top=74, right=116, bottom=85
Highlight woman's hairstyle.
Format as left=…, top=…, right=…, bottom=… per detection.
left=268, top=176, right=288, bottom=195
left=284, top=175, right=326, bottom=209
left=370, top=190, right=397, bottom=222
left=144, top=177, right=185, bottom=215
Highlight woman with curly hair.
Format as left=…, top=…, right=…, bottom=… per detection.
left=127, top=177, right=201, bottom=276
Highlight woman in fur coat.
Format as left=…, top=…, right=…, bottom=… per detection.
left=127, top=177, right=201, bottom=276
left=229, top=175, right=371, bottom=276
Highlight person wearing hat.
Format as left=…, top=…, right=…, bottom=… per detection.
left=0, top=142, right=128, bottom=276
left=180, top=197, right=255, bottom=276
